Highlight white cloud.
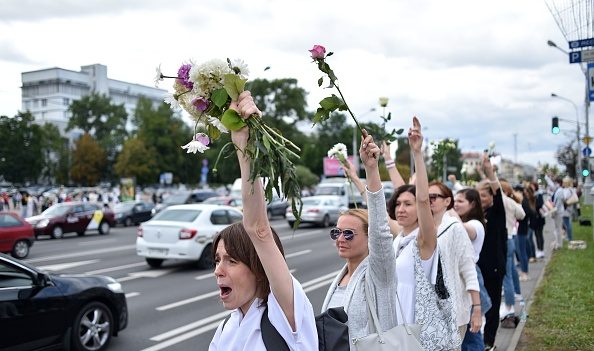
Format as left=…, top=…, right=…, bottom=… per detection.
left=0, top=0, right=589, bottom=169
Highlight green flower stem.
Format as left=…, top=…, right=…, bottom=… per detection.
left=263, top=124, right=301, bottom=151
left=332, top=82, right=364, bottom=135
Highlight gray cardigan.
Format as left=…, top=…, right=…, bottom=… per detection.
left=321, top=187, right=398, bottom=344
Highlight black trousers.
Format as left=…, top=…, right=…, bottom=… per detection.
left=533, top=227, right=544, bottom=251
left=482, top=270, right=504, bottom=346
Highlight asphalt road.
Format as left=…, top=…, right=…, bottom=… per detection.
left=23, top=217, right=343, bottom=351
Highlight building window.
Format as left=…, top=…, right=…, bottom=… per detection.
left=63, top=98, right=70, bottom=106
left=41, top=99, right=47, bottom=107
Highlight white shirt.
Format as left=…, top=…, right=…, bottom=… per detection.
left=467, top=219, right=485, bottom=263
left=209, top=276, right=318, bottom=351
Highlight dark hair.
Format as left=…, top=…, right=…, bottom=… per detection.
left=429, top=181, right=454, bottom=210
left=212, top=222, right=284, bottom=305
left=524, top=184, right=536, bottom=210
left=387, top=184, right=416, bottom=220
left=456, top=188, right=485, bottom=227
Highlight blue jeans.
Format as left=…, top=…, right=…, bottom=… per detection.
left=476, top=265, right=492, bottom=314
left=462, top=325, right=485, bottom=351
left=503, top=237, right=521, bottom=307
left=562, top=216, right=573, bottom=241
left=516, top=234, right=529, bottom=273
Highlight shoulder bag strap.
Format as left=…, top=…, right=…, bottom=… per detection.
left=437, top=222, right=456, bottom=238
left=261, top=306, right=290, bottom=351
left=221, top=313, right=232, bottom=331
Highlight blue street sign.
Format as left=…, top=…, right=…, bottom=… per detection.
left=583, top=146, right=592, bottom=157
left=570, top=49, right=594, bottom=63
left=569, top=38, right=594, bottom=49
left=589, top=63, right=594, bottom=101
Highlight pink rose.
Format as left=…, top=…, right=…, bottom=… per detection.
left=309, top=45, right=326, bottom=60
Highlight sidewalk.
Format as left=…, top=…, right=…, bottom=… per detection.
left=494, top=218, right=555, bottom=351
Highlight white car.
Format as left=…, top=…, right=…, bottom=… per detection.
left=286, top=195, right=347, bottom=228
left=136, top=204, right=242, bottom=269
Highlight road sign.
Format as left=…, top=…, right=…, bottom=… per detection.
left=569, top=49, right=594, bottom=63
left=583, top=147, right=592, bottom=157
left=589, top=63, right=594, bottom=101
left=583, top=136, right=593, bottom=144
left=569, top=38, right=594, bottom=49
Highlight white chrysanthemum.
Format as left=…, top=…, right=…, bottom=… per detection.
left=207, top=116, right=228, bottom=133
left=328, top=143, right=348, bottom=159
left=181, top=139, right=209, bottom=154
left=188, top=59, right=232, bottom=96
left=230, top=58, right=250, bottom=79
left=154, top=64, right=164, bottom=87
left=164, top=93, right=181, bottom=111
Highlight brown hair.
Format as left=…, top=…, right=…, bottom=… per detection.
left=457, top=188, right=485, bottom=227
left=429, top=181, right=454, bottom=210
left=212, top=222, right=284, bottom=305
left=477, top=180, right=493, bottom=196
left=387, top=184, right=416, bottom=220
left=340, top=208, right=369, bottom=234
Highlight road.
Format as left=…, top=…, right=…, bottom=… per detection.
left=23, top=217, right=343, bottom=351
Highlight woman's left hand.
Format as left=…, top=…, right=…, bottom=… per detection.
left=408, top=116, right=423, bottom=153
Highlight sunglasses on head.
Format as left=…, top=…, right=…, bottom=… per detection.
left=429, top=193, right=447, bottom=202
left=330, top=228, right=357, bottom=241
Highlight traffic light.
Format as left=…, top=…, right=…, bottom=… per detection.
left=582, top=158, right=590, bottom=177
left=552, top=117, right=560, bottom=134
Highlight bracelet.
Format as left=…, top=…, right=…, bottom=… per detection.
left=386, top=164, right=396, bottom=169
left=385, top=160, right=395, bottom=166
left=472, top=304, right=481, bottom=307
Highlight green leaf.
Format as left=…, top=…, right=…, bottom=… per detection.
left=319, top=95, right=343, bottom=111
left=221, top=109, right=246, bottom=131
left=395, top=128, right=404, bottom=135
left=207, top=124, right=222, bottom=140
left=263, top=135, right=271, bottom=151
left=313, top=107, right=330, bottom=125
left=223, top=74, right=247, bottom=101
left=211, top=88, right=229, bottom=108
left=318, top=77, right=323, bottom=87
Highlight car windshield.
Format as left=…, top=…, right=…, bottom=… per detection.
left=163, top=193, right=190, bottom=204
left=114, top=203, right=135, bottom=211
left=42, top=204, right=71, bottom=217
left=302, top=198, right=322, bottom=206
left=203, top=198, right=227, bottom=205
left=316, top=187, right=341, bottom=195
left=153, top=209, right=201, bottom=222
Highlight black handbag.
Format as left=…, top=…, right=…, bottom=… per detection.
left=316, top=306, right=350, bottom=351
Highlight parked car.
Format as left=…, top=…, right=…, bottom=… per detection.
left=202, top=196, right=243, bottom=210
left=286, top=195, right=347, bottom=227
left=0, top=252, right=128, bottom=351
left=136, top=204, right=243, bottom=269
left=152, top=190, right=219, bottom=215
left=267, top=196, right=289, bottom=219
left=114, top=201, right=154, bottom=227
left=315, top=179, right=364, bottom=208
left=0, top=212, right=35, bottom=259
left=25, top=202, right=116, bottom=239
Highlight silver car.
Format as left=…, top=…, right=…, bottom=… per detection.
left=286, top=195, right=347, bottom=228
left=136, top=204, right=242, bottom=269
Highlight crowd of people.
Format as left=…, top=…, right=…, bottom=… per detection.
left=205, top=90, right=579, bottom=351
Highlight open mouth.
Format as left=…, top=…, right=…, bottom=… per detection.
left=219, top=285, right=232, bottom=299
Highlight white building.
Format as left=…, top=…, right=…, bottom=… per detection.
left=21, top=64, right=166, bottom=137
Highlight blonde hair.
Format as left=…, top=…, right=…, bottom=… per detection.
left=340, top=209, right=369, bottom=235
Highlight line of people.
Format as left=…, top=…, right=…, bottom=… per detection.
left=206, top=90, right=539, bottom=350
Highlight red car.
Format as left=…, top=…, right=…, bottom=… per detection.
left=0, top=211, right=35, bottom=258
left=26, top=202, right=116, bottom=239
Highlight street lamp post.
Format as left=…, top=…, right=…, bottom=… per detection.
left=551, top=93, right=582, bottom=185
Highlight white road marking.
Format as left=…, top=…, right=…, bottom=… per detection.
left=149, top=310, right=230, bottom=342
left=142, top=321, right=222, bottom=351
left=37, top=259, right=100, bottom=271
left=78, top=238, right=118, bottom=246
left=125, top=292, right=140, bottom=298
left=85, top=262, right=146, bottom=274
left=26, top=244, right=136, bottom=263
left=116, top=268, right=175, bottom=283
left=279, top=228, right=323, bottom=240
left=156, top=291, right=219, bottom=311
left=284, top=249, right=312, bottom=258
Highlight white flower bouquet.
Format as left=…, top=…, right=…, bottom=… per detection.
left=155, top=59, right=302, bottom=220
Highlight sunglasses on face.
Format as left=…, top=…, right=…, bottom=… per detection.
left=429, top=193, right=447, bottom=202
left=330, top=228, right=357, bottom=241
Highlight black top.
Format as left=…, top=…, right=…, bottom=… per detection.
left=478, top=188, right=507, bottom=278
left=529, top=193, right=545, bottom=230
left=518, top=197, right=536, bottom=235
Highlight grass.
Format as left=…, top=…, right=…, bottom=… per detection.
left=517, top=204, right=594, bottom=351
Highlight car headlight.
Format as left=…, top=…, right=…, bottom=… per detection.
left=36, top=219, right=49, bottom=228
left=107, top=281, right=123, bottom=293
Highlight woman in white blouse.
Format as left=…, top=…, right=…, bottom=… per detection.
left=209, top=91, right=318, bottom=350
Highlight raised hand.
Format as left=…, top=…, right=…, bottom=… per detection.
left=408, top=116, right=423, bottom=153
left=230, top=91, right=260, bottom=150
left=359, top=129, right=380, bottom=168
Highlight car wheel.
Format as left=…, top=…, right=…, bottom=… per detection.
left=124, top=217, right=133, bottom=227
left=51, top=226, right=64, bottom=239
left=146, top=258, right=163, bottom=268
left=77, top=231, right=85, bottom=236
left=99, top=221, right=110, bottom=235
left=197, top=244, right=214, bottom=269
left=12, top=240, right=30, bottom=259
left=320, top=215, right=330, bottom=228
left=71, top=301, right=113, bottom=351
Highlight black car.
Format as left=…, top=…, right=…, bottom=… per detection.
left=152, top=190, right=218, bottom=215
left=114, top=201, right=154, bottom=227
left=267, top=196, right=289, bottom=219
left=0, top=253, right=128, bottom=351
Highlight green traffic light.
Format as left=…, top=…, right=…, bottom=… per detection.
left=582, top=169, right=590, bottom=177
left=552, top=127, right=560, bottom=134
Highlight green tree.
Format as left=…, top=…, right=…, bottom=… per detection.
left=39, top=123, right=70, bottom=185
left=70, top=133, right=107, bottom=186
left=295, top=165, right=319, bottom=188
left=67, top=93, right=128, bottom=179
left=429, top=138, right=462, bottom=181
left=0, top=112, right=44, bottom=184
left=555, top=139, right=577, bottom=179
left=114, top=137, right=159, bottom=186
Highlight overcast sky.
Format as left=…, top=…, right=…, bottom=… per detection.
left=0, top=0, right=589, bottom=168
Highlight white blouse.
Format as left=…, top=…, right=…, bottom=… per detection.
left=467, top=219, right=485, bottom=262
left=209, top=276, right=318, bottom=351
